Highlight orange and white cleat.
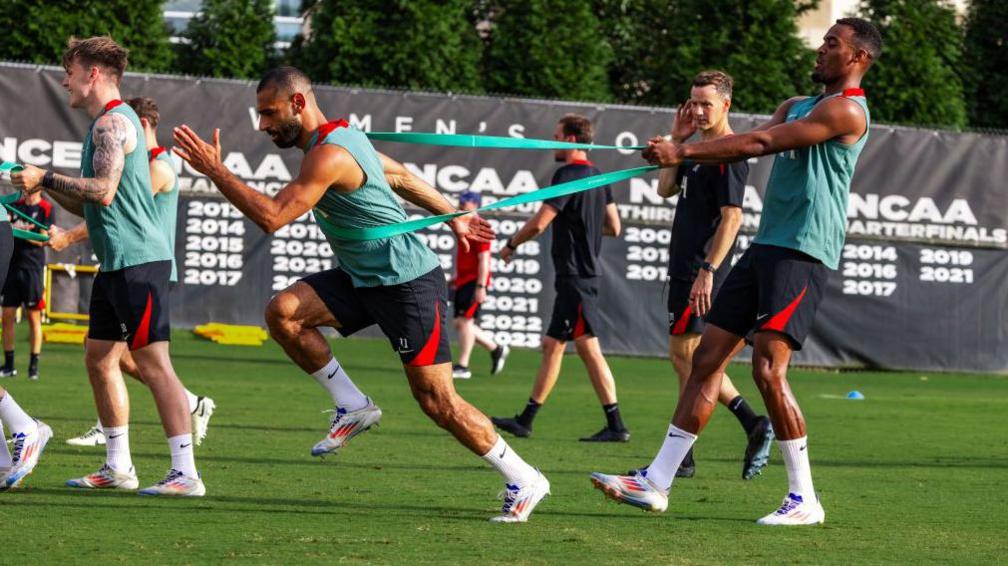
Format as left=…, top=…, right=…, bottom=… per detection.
left=138, top=468, right=205, bottom=497
left=66, top=463, right=140, bottom=490
left=489, top=472, right=551, bottom=523
left=2, top=421, right=52, bottom=490
left=311, top=400, right=382, bottom=457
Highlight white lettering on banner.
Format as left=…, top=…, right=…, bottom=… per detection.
left=52, top=141, right=82, bottom=169
left=435, top=119, right=457, bottom=134
left=248, top=107, right=259, bottom=129
left=629, top=178, right=664, bottom=205
left=0, top=137, right=16, bottom=163
left=615, top=131, right=638, bottom=155
left=743, top=186, right=763, bottom=212
left=848, top=193, right=979, bottom=225
left=437, top=165, right=469, bottom=191
left=508, top=124, right=525, bottom=138
left=401, top=163, right=540, bottom=195
left=395, top=116, right=413, bottom=132
left=223, top=152, right=254, bottom=178
left=253, top=154, right=292, bottom=181
left=18, top=139, right=51, bottom=166
left=349, top=113, right=372, bottom=131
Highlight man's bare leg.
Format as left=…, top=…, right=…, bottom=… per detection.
left=490, top=336, right=565, bottom=437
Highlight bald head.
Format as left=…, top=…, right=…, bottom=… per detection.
left=257, top=66, right=313, bottom=97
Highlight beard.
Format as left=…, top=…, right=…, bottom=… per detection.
left=811, top=70, right=825, bottom=84
left=268, top=118, right=302, bottom=148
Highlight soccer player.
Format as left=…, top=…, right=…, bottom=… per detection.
left=451, top=190, right=509, bottom=379
left=491, top=114, right=627, bottom=442
left=590, top=18, right=880, bottom=525
left=0, top=193, right=52, bottom=490
left=171, top=66, right=549, bottom=522
left=0, top=192, right=53, bottom=380
left=656, top=71, right=773, bottom=479
left=58, top=97, right=216, bottom=448
left=12, top=36, right=204, bottom=496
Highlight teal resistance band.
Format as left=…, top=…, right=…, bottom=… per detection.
left=1, top=161, right=50, bottom=241
left=367, top=132, right=647, bottom=151
left=315, top=165, right=658, bottom=241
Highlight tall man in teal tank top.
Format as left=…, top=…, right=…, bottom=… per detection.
left=173, top=67, right=550, bottom=522
left=53, top=96, right=217, bottom=450
left=13, top=37, right=205, bottom=496
left=590, top=18, right=881, bottom=525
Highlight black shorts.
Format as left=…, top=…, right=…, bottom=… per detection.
left=667, top=276, right=728, bottom=336
left=303, top=266, right=452, bottom=367
left=706, top=244, right=828, bottom=349
left=546, top=276, right=601, bottom=341
left=1, top=267, right=44, bottom=310
left=453, top=281, right=483, bottom=319
left=88, top=260, right=172, bottom=350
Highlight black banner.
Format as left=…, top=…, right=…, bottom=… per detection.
left=2, top=63, right=1006, bottom=372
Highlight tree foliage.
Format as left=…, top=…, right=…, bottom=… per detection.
left=294, top=0, right=482, bottom=93
left=857, top=0, right=967, bottom=128
left=0, top=0, right=174, bottom=72
left=176, top=0, right=277, bottom=79
left=482, top=0, right=613, bottom=101
left=962, top=0, right=1008, bottom=129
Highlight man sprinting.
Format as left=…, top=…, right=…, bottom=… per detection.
left=0, top=185, right=52, bottom=490
left=57, top=96, right=216, bottom=448
left=0, top=192, right=53, bottom=380
left=451, top=190, right=509, bottom=379
left=172, top=66, right=549, bottom=522
left=491, top=114, right=627, bottom=442
left=655, top=71, right=773, bottom=479
left=590, top=18, right=881, bottom=525
left=13, top=36, right=204, bottom=496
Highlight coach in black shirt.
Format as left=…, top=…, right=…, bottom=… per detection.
left=658, top=71, right=773, bottom=480
left=492, top=114, right=629, bottom=442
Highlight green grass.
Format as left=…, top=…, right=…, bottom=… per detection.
left=2, top=329, right=1006, bottom=564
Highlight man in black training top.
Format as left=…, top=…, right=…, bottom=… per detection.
left=492, top=114, right=627, bottom=442
left=656, top=71, right=773, bottom=480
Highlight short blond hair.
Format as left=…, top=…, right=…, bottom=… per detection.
left=62, top=36, right=129, bottom=83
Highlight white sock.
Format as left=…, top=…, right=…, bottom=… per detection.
left=481, top=435, right=538, bottom=486
left=310, top=358, right=368, bottom=411
left=645, top=424, right=698, bottom=491
left=184, top=389, right=199, bottom=413
left=169, top=434, right=198, bottom=478
left=104, top=426, right=133, bottom=473
left=778, top=437, right=816, bottom=501
left=0, top=421, right=11, bottom=468
left=0, top=392, right=37, bottom=435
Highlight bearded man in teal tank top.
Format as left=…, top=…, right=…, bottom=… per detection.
left=13, top=36, right=205, bottom=496
left=173, top=66, right=551, bottom=522
left=590, top=19, right=882, bottom=526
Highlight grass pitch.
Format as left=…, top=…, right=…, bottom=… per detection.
left=2, top=329, right=1006, bottom=564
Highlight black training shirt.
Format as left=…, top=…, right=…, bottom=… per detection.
left=8, top=198, right=53, bottom=272
left=542, top=161, right=613, bottom=278
left=667, top=160, right=747, bottom=281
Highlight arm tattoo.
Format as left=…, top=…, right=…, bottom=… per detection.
left=43, top=113, right=129, bottom=204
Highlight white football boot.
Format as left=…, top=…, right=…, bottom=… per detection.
left=589, top=469, right=669, bottom=512
left=66, top=464, right=140, bottom=490
left=311, top=400, right=382, bottom=457
left=138, top=469, right=205, bottom=497
left=3, top=422, right=52, bottom=490
left=757, top=492, right=825, bottom=525
left=66, top=426, right=107, bottom=447
left=191, top=396, right=216, bottom=446
left=490, top=472, right=551, bottom=523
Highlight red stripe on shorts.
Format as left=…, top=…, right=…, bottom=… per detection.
left=761, top=286, right=808, bottom=333
left=672, top=304, right=693, bottom=335
left=130, top=292, right=154, bottom=350
left=408, top=302, right=442, bottom=367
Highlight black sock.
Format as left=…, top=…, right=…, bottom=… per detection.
left=728, top=395, right=760, bottom=434
left=516, top=398, right=541, bottom=428
left=603, top=403, right=627, bottom=432
left=3, top=350, right=12, bottom=369
left=682, top=447, right=695, bottom=467
left=29, top=353, right=39, bottom=373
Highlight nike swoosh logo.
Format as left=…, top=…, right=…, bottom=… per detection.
left=327, top=369, right=338, bottom=379
left=107, top=434, right=123, bottom=439
left=800, top=445, right=806, bottom=451
left=668, top=433, right=690, bottom=439
left=396, top=349, right=414, bottom=354
left=180, top=443, right=191, bottom=449
left=756, top=313, right=769, bottom=320
left=499, top=447, right=507, bottom=459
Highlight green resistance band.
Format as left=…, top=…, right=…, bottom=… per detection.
left=1, top=162, right=24, bottom=205
left=11, top=228, right=47, bottom=242
left=4, top=202, right=48, bottom=231
left=367, top=132, right=647, bottom=151
left=1, top=162, right=50, bottom=240
left=316, top=165, right=658, bottom=241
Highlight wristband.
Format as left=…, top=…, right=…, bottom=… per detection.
left=505, top=238, right=517, bottom=251
left=42, top=170, right=55, bottom=189
left=701, top=261, right=717, bottom=273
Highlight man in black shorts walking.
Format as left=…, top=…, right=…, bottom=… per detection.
left=0, top=192, right=53, bottom=380
left=658, top=71, right=773, bottom=479
left=492, top=114, right=627, bottom=442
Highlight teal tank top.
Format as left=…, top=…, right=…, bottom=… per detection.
left=81, top=100, right=172, bottom=271
left=753, top=89, right=870, bottom=269
left=305, top=121, right=440, bottom=287
left=151, top=147, right=179, bottom=282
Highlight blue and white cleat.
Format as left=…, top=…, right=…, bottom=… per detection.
left=590, top=469, right=668, bottom=512
left=66, top=464, right=139, bottom=490
left=490, top=472, right=550, bottom=523
left=3, top=421, right=52, bottom=490
left=311, top=400, right=382, bottom=457
left=138, top=469, right=205, bottom=497
left=756, top=492, right=825, bottom=525
left=743, top=416, right=775, bottom=480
